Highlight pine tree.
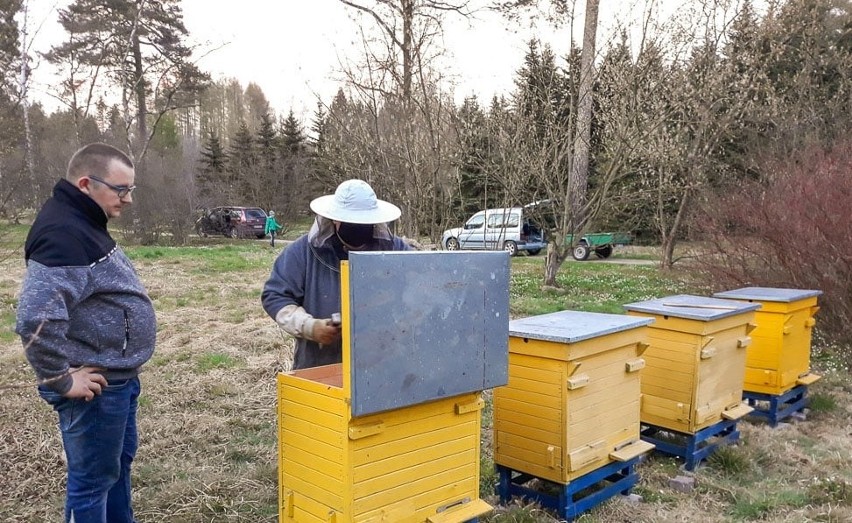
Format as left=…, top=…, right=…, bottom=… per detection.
left=310, top=102, right=326, bottom=153
left=280, top=110, right=306, bottom=155
left=199, top=131, right=227, bottom=176
left=0, top=0, right=21, bottom=155
left=228, top=122, right=256, bottom=204
left=455, top=95, right=492, bottom=216
left=279, top=109, right=315, bottom=217
left=46, top=0, right=208, bottom=158
left=257, top=112, right=278, bottom=166
left=254, top=112, right=279, bottom=211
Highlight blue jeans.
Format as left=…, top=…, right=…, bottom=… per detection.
left=39, top=377, right=140, bottom=523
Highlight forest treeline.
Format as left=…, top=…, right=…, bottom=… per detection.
left=1, top=0, right=850, bottom=340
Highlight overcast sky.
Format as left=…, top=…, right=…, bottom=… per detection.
left=24, top=0, right=682, bottom=121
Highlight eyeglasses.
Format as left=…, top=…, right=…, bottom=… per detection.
left=88, top=175, right=136, bottom=198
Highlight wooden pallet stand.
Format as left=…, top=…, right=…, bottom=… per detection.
left=743, top=383, right=811, bottom=427
left=640, top=416, right=745, bottom=471
left=496, top=455, right=645, bottom=521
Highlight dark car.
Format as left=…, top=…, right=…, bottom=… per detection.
left=195, top=206, right=268, bottom=239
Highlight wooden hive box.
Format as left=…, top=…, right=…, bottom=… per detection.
left=278, top=251, right=509, bottom=523
left=713, top=287, right=822, bottom=395
left=623, top=295, right=760, bottom=434
left=493, top=311, right=656, bottom=484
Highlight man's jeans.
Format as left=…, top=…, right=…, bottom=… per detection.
left=39, top=377, right=140, bottom=523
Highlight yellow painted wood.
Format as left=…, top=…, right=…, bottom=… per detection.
left=425, top=499, right=493, bottom=523
left=494, top=325, right=652, bottom=484
left=610, top=440, right=656, bottom=462
left=508, top=329, right=649, bottom=361
left=797, top=373, right=821, bottom=386
left=628, top=309, right=755, bottom=433
left=719, top=296, right=821, bottom=395
left=494, top=408, right=563, bottom=441
left=356, top=498, right=416, bottom=523
left=626, top=358, right=645, bottom=372
left=280, top=374, right=486, bottom=521
left=348, top=422, right=385, bottom=440
left=722, top=403, right=754, bottom=420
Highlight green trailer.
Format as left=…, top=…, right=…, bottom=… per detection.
left=565, top=232, right=632, bottom=261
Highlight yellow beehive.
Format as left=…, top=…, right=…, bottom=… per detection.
left=713, top=287, right=822, bottom=395
left=278, top=252, right=509, bottom=523
left=624, top=295, right=760, bottom=434
left=493, top=311, right=656, bottom=484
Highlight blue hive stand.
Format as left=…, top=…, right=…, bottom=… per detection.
left=640, top=419, right=742, bottom=471
left=743, top=384, right=810, bottom=427
left=496, top=456, right=643, bottom=521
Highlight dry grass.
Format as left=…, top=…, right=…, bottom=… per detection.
left=1, top=240, right=850, bottom=522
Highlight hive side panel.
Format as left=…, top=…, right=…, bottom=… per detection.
left=694, top=325, right=750, bottom=430
left=779, top=306, right=817, bottom=390
left=279, top=376, right=348, bottom=520
left=746, top=311, right=784, bottom=372
left=350, top=393, right=483, bottom=521
left=564, top=345, right=644, bottom=478
left=494, top=350, right=565, bottom=483
left=640, top=328, right=698, bottom=431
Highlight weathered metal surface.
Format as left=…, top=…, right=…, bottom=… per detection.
left=509, top=310, right=653, bottom=344
left=623, top=294, right=760, bottom=321
left=714, top=287, right=822, bottom=303
left=348, top=251, right=509, bottom=417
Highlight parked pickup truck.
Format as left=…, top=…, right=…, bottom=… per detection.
left=565, top=232, right=632, bottom=261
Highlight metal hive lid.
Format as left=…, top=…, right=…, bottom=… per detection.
left=713, top=287, right=822, bottom=303
left=509, top=310, right=654, bottom=344
left=623, top=294, right=761, bottom=321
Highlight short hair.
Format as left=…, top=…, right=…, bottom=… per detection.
left=66, top=143, right=134, bottom=181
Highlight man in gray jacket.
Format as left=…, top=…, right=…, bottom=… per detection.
left=16, top=143, right=157, bottom=523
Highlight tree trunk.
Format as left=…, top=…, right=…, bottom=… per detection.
left=544, top=241, right=567, bottom=287
left=568, top=0, right=600, bottom=226
left=132, top=31, right=147, bottom=148
left=18, top=1, right=36, bottom=205
left=660, top=187, right=691, bottom=270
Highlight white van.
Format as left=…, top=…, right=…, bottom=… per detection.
left=441, top=207, right=547, bottom=256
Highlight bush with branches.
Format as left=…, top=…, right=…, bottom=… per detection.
left=694, top=140, right=852, bottom=345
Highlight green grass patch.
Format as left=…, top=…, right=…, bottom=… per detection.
left=484, top=500, right=551, bottom=522
left=707, top=446, right=752, bottom=476
left=729, top=489, right=810, bottom=520
left=509, top=257, right=696, bottom=317
left=0, top=308, right=17, bottom=342
left=479, top=454, right=497, bottom=498
left=808, top=477, right=852, bottom=505
left=0, top=222, right=31, bottom=250
left=729, top=493, right=777, bottom=520
left=279, top=216, right=314, bottom=240
left=125, top=244, right=272, bottom=273
left=196, top=352, right=243, bottom=372
left=808, top=392, right=838, bottom=414
left=632, top=485, right=680, bottom=504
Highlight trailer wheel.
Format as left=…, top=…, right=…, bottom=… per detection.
left=572, top=244, right=590, bottom=261
left=594, top=245, right=613, bottom=259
